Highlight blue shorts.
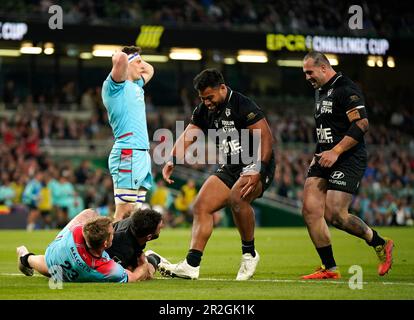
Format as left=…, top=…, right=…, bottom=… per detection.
left=108, top=148, right=153, bottom=191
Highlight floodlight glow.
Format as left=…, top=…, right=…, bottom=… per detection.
left=169, top=48, right=202, bottom=61
left=237, top=50, right=268, bottom=63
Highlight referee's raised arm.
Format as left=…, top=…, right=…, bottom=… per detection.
left=111, top=51, right=128, bottom=82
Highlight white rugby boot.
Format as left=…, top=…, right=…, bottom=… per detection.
left=144, top=250, right=171, bottom=266
left=158, top=259, right=200, bottom=280
left=236, top=250, right=260, bottom=280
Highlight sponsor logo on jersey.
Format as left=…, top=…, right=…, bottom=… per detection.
left=316, top=125, right=333, bottom=143
left=219, top=139, right=243, bottom=155
left=247, top=112, right=256, bottom=121
left=349, top=95, right=360, bottom=102
left=320, top=100, right=333, bottom=114
left=221, top=120, right=236, bottom=132
left=225, top=108, right=231, bottom=117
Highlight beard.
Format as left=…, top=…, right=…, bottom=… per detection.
left=150, top=233, right=159, bottom=241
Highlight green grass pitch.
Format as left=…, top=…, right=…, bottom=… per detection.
left=0, top=227, right=413, bottom=300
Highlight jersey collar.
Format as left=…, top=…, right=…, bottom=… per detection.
left=216, top=86, right=233, bottom=111
left=320, top=72, right=342, bottom=92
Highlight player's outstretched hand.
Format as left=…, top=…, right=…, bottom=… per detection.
left=162, top=162, right=175, bottom=184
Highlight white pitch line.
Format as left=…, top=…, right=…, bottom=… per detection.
left=2, top=273, right=414, bottom=287
left=159, top=277, right=414, bottom=287
left=1, top=273, right=43, bottom=277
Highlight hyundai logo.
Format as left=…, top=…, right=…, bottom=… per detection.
left=331, top=171, right=345, bottom=179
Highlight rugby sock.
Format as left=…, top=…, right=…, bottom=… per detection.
left=20, top=253, right=34, bottom=268
left=147, top=254, right=161, bottom=269
left=366, top=229, right=386, bottom=247
left=186, top=249, right=203, bottom=267
left=242, top=239, right=256, bottom=257
left=316, top=245, right=336, bottom=270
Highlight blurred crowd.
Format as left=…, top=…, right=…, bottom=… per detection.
left=272, top=148, right=414, bottom=226
left=0, top=146, right=116, bottom=229
left=0, top=135, right=206, bottom=230
left=0, top=117, right=413, bottom=228
left=2, top=80, right=414, bottom=144
left=1, top=81, right=414, bottom=228
left=1, top=0, right=413, bottom=36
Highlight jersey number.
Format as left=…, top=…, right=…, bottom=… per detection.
left=60, top=260, right=80, bottom=281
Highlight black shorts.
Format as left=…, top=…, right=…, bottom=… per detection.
left=307, top=149, right=367, bottom=194
left=213, top=152, right=276, bottom=198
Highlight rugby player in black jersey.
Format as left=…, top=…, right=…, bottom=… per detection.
left=106, top=208, right=166, bottom=271
left=159, top=69, right=276, bottom=280
left=301, top=51, right=393, bottom=279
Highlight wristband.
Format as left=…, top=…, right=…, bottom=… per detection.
left=346, top=122, right=365, bottom=142
left=259, top=161, right=269, bottom=176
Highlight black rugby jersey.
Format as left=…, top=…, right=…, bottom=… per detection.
left=190, top=86, right=265, bottom=166
left=106, top=216, right=146, bottom=269
left=314, top=72, right=367, bottom=153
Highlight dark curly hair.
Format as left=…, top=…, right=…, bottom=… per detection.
left=121, top=46, right=142, bottom=55
left=193, top=68, right=225, bottom=91
left=130, top=208, right=162, bottom=238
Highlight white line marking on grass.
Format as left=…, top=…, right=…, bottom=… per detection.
left=0, top=273, right=42, bottom=277
left=158, top=276, right=414, bottom=287
left=2, top=273, right=414, bottom=286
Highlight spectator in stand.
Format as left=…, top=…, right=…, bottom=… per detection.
left=10, top=173, right=26, bottom=205
left=68, top=191, right=85, bottom=220
left=150, top=179, right=173, bottom=225
left=0, top=172, right=15, bottom=209
left=37, top=172, right=53, bottom=229
left=173, top=190, right=193, bottom=227
left=22, top=171, right=43, bottom=231
left=75, top=160, right=93, bottom=184
left=52, top=170, right=75, bottom=228
left=181, top=179, right=197, bottom=209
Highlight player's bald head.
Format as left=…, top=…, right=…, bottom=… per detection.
left=303, top=51, right=336, bottom=89
left=303, top=51, right=332, bottom=68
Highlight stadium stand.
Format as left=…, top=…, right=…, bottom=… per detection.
left=1, top=0, right=413, bottom=36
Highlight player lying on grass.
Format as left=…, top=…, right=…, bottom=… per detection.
left=105, top=207, right=167, bottom=271
left=17, top=208, right=169, bottom=283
